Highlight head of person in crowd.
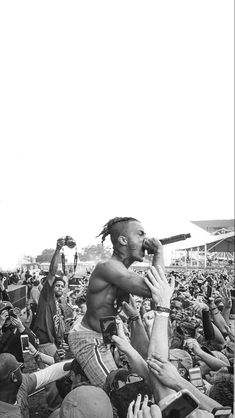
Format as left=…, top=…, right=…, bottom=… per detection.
left=97, top=217, right=146, bottom=263
left=78, top=299, right=87, bottom=315
left=32, top=278, right=40, bottom=287
left=209, top=369, right=234, bottom=413
left=104, top=368, right=152, bottom=418
left=134, top=297, right=142, bottom=311
left=169, top=348, right=193, bottom=379
left=69, top=292, right=77, bottom=306
left=53, top=276, right=66, bottom=300
left=142, top=298, right=151, bottom=311
left=59, top=385, right=113, bottom=418
left=170, top=297, right=183, bottom=322
left=56, top=359, right=89, bottom=399
left=0, top=353, right=23, bottom=403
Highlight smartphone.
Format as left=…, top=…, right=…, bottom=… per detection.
left=20, top=334, right=30, bottom=353
left=212, top=406, right=232, bottom=417
left=99, top=316, right=117, bottom=345
left=161, top=389, right=199, bottom=418
left=188, top=367, right=205, bottom=392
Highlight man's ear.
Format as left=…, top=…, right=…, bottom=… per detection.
left=118, top=236, right=127, bottom=246
left=11, top=372, right=18, bottom=383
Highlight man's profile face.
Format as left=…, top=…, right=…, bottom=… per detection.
left=54, top=281, right=65, bottom=298
left=125, top=221, right=146, bottom=262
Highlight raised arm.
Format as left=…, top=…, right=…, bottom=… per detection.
left=98, top=260, right=152, bottom=298
left=46, top=238, right=66, bottom=286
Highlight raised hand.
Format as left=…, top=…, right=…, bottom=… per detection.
left=56, top=237, right=66, bottom=250
left=144, top=266, right=175, bottom=308
left=122, top=294, right=139, bottom=319
left=192, top=300, right=209, bottom=315
left=220, top=286, right=232, bottom=309
left=10, top=316, right=25, bottom=333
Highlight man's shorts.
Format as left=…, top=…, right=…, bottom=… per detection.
left=68, top=322, right=117, bottom=388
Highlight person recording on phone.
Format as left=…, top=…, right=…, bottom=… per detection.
left=69, top=217, right=165, bottom=388
left=0, top=301, right=38, bottom=363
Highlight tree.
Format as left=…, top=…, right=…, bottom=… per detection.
left=78, top=244, right=112, bottom=262
left=36, top=249, right=56, bottom=263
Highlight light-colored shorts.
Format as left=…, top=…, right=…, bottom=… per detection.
left=68, top=322, right=117, bottom=388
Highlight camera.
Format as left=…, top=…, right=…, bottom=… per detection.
left=9, top=307, right=21, bottom=318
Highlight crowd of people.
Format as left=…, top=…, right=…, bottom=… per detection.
left=0, top=218, right=234, bottom=418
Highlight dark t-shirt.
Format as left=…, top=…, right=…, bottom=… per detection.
left=33, top=280, right=64, bottom=345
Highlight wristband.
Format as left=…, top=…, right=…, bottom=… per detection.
left=129, top=315, right=140, bottom=322
left=156, top=306, right=170, bottom=313
left=210, top=307, right=217, bottom=311
left=33, top=350, right=40, bottom=358
left=155, top=311, right=169, bottom=318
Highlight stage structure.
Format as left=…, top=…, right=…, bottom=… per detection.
left=173, top=219, right=234, bottom=268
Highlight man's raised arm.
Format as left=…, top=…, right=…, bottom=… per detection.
left=98, top=260, right=152, bottom=298
left=47, top=238, right=66, bottom=286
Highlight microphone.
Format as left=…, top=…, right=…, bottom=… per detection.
left=145, top=233, right=191, bottom=254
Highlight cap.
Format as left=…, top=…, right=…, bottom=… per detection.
left=0, top=353, right=21, bottom=381
left=0, top=301, right=13, bottom=313
left=60, top=386, right=113, bottom=418
left=169, top=348, right=193, bottom=371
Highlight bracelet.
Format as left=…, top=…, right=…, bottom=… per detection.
left=129, top=315, right=140, bottom=322
left=33, top=350, right=40, bottom=357
left=156, top=306, right=170, bottom=313
left=155, top=311, right=169, bottom=318
left=213, top=311, right=220, bottom=315
left=210, top=307, right=217, bottom=311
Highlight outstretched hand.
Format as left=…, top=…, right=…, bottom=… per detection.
left=122, top=295, right=139, bottom=319
left=127, top=395, right=162, bottom=418
left=220, top=286, right=232, bottom=309
left=144, top=266, right=175, bottom=308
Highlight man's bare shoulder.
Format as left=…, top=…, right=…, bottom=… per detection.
left=95, top=258, right=128, bottom=275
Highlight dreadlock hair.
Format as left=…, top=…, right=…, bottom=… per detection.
left=97, top=217, right=139, bottom=245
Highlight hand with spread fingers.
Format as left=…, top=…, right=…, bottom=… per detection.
left=144, top=266, right=175, bottom=309
left=220, top=286, right=232, bottom=309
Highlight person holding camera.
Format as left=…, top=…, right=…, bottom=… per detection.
left=0, top=301, right=38, bottom=363
left=32, top=236, right=76, bottom=412
left=69, top=217, right=164, bottom=389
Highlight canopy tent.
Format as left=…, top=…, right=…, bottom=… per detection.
left=177, top=231, right=235, bottom=253
left=191, top=219, right=234, bottom=235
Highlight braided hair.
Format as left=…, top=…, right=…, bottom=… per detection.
left=97, top=217, right=139, bottom=245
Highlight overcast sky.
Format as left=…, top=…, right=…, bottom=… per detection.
left=0, top=1, right=234, bottom=269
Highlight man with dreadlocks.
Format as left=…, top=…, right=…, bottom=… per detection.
left=68, top=217, right=164, bottom=388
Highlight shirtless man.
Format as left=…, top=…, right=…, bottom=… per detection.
left=68, top=217, right=164, bottom=387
